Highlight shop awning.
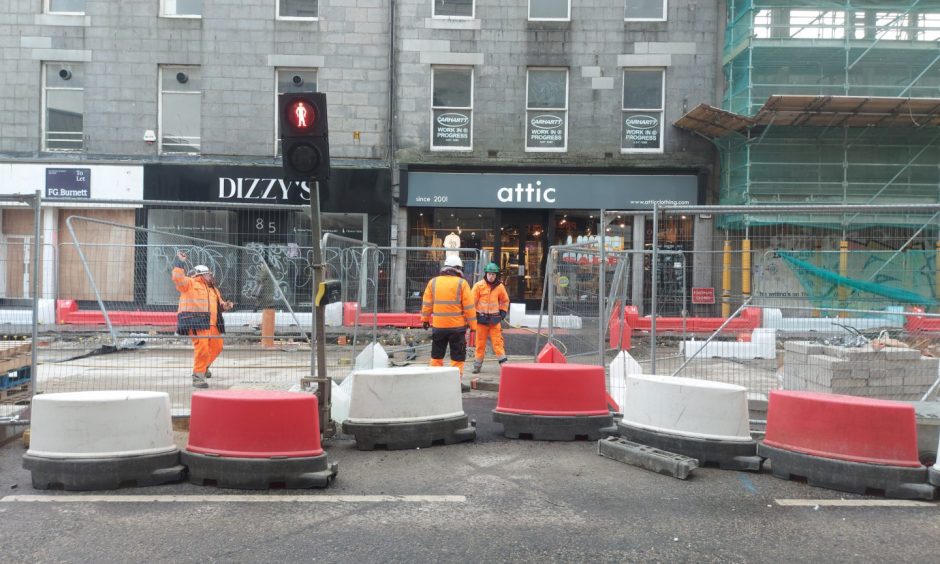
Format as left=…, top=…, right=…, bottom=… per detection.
left=674, top=95, right=940, bottom=138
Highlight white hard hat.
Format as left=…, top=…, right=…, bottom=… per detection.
left=191, top=265, right=211, bottom=277
left=444, top=255, right=463, bottom=268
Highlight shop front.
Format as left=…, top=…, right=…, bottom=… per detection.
left=402, top=169, right=702, bottom=309
left=142, top=164, right=391, bottom=308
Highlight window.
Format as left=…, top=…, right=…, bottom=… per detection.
left=42, top=63, right=84, bottom=151
left=275, top=68, right=318, bottom=155
left=278, top=0, right=318, bottom=19
left=525, top=68, right=567, bottom=152
left=161, top=0, right=201, bottom=17
left=529, top=0, right=569, bottom=21
left=46, top=0, right=85, bottom=13
left=622, top=69, right=664, bottom=153
left=431, top=67, right=473, bottom=151
left=159, top=66, right=201, bottom=154
left=434, top=0, right=473, bottom=18
left=625, top=0, right=666, bottom=21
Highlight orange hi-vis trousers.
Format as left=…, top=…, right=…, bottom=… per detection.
left=192, top=326, right=223, bottom=375
left=474, top=323, right=506, bottom=362
left=430, top=357, right=465, bottom=376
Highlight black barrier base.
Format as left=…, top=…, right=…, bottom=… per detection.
left=342, top=415, right=476, bottom=451
left=758, top=443, right=935, bottom=500
left=493, top=411, right=616, bottom=441
left=618, top=422, right=762, bottom=472
left=598, top=437, right=699, bottom=480
left=181, top=451, right=337, bottom=489
left=23, top=450, right=185, bottom=491
left=929, top=467, right=940, bottom=487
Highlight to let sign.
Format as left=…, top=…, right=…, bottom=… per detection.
left=46, top=168, right=91, bottom=199
left=691, top=287, right=715, bottom=304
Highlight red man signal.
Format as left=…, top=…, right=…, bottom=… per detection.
left=279, top=92, right=330, bottom=180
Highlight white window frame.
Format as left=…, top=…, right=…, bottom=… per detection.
left=621, top=68, right=665, bottom=154
left=430, top=66, right=474, bottom=152
left=624, top=0, right=667, bottom=22
left=274, top=68, right=319, bottom=156
left=160, top=0, right=202, bottom=19
left=432, top=0, right=475, bottom=19
left=525, top=67, right=568, bottom=153
left=276, top=0, right=319, bottom=21
left=41, top=62, right=84, bottom=152
left=44, top=0, right=85, bottom=15
left=528, top=0, right=570, bottom=22
left=158, top=65, right=201, bottom=155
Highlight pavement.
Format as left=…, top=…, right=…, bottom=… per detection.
left=2, top=395, right=940, bottom=562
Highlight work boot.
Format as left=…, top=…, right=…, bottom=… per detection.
left=192, top=373, right=209, bottom=389
left=471, top=361, right=482, bottom=374
left=205, top=370, right=212, bottom=379
left=497, top=357, right=508, bottom=365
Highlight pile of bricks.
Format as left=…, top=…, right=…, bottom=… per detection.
left=782, top=341, right=938, bottom=401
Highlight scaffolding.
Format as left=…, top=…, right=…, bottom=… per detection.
left=678, top=1, right=940, bottom=229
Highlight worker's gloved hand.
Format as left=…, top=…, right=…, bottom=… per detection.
left=499, top=310, right=507, bottom=320
left=422, top=321, right=430, bottom=330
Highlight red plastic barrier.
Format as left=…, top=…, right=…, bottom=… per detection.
left=905, top=307, right=940, bottom=333
left=763, top=390, right=921, bottom=467
left=56, top=300, right=176, bottom=326
left=342, top=302, right=423, bottom=328
left=187, top=390, right=324, bottom=458
left=536, top=343, right=567, bottom=364
left=611, top=304, right=762, bottom=335
left=607, top=301, right=632, bottom=350
left=495, top=363, right=609, bottom=417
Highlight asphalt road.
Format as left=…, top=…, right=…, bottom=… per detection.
left=1, top=394, right=938, bottom=563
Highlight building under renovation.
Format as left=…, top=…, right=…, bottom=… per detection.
left=677, top=0, right=940, bottom=311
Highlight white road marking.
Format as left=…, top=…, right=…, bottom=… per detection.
left=0, top=494, right=466, bottom=504
left=775, top=499, right=936, bottom=507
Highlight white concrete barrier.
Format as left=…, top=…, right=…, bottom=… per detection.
left=346, top=366, right=464, bottom=424
left=762, top=307, right=904, bottom=333
left=27, top=391, right=176, bottom=459
left=609, top=351, right=643, bottom=412
left=620, top=374, right=752, bottom=443
left=355, top=342, right=389, bottom=371
left=508, top=302, right=582, bottom=329
left=681, top=328, right=776, bottom=360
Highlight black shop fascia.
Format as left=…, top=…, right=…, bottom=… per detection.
left=401, top=166, right=704, bottom=305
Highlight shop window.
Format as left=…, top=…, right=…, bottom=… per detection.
left=275, top=68, right=318, bottom=155
left=434, top=0, right=473, bottom=18
left=161, top=0, right=201, bottom=17
left=529, top=0, right=569, bottom=21
left=431, top=67, right=473, bottom=151
left=525, top=68, right=568, bottom=152
left=625, top=0, right=666, bottom=21
left=46, top=0, right=84, bottom=13
left=42, top=62, right=84, bottom=152
left=159, top=65, right=201, bottom=154
left=622, top=68, right=664, bottom=153
left=278, top=0, right=318, bottom=20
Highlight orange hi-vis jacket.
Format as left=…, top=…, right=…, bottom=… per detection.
left=173, top=265, right=226, bottom=333
left=421, top=274, right=478, bottom=331
left=472, top=279, right=509, bottom=323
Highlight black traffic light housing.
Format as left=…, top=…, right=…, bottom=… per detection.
left=279, top=91, right=330, bottom=181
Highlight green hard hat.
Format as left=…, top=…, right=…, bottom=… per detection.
left=484, top=262, right=500, bottom=273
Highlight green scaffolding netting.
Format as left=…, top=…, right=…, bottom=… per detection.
left=777, top=250, right=937, bottom=307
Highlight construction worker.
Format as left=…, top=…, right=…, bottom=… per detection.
left=421, top=255, right=477, bottom=375
left=471, top=262, right=510, bottom=373
left=173, top=251, right=233, bottom=388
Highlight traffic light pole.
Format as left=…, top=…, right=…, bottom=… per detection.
left=310, top=178, right=334, bottom=438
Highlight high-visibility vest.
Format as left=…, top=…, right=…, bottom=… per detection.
left=173, top=267, right=224, bottom=328
left=421, top=274, right=477, bottom=330
left=472, top=279, right=509, bottom=316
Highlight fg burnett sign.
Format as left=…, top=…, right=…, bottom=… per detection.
left=405, top=172, right=698, bottom=209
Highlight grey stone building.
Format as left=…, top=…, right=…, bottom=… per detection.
left=0, top=1, right=721, bottom=311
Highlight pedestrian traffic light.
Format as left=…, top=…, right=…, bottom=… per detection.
left=279, top=91, right=330, bottom=181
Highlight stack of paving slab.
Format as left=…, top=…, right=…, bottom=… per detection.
left=782, top=341, right=938, bottom=401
